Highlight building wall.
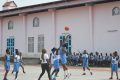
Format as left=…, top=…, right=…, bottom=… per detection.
left=1, top=11, right=55, bottom=58
left=56, top=6, right=92, bottom=53
left=1, top=1, right=120, bottom=57
left=94, top=1, right=120, bottom=53
left=2, top=16, right=26, bottom=56
left=0, top=19, right=2, bottom=55
left=26, top=11, right=55, bottom=58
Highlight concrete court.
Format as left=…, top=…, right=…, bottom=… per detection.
left=0, top=64, right=120, bottom=80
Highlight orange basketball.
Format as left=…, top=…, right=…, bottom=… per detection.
left=64, top=26, right=69, bottom=31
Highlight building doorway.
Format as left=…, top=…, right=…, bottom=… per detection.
left=59, top=33, right=72, bottom=55
left=7, top=37, right=15, bottom=56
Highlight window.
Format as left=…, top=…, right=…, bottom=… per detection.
left=59, top=34, right=72, bottom=55
left=33, top=17, right=39, bottom=27
left=8, top=21, right=13, bottom=30
left=7, top=38, right=14, bottom=55
left=28, top=37, right=34, bottom=52
left=38, top=35, right=44, bottom=52
left=112, top=7, right=120, bottom=16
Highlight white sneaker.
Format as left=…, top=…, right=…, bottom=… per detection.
left=51, top=75, right=55, bottom=79
left=67, top=73, right=71, bottom=79
left=64, top=75, right=67, bottom=80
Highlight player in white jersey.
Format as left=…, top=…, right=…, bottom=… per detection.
left=109, top=51, right=120, bottom=80
left=82, top=50, right=92, bottom=75
left=50, top=48, right=56, bottom=70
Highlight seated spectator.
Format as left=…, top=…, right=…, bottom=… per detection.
left=104, top=53, right=109, bottom=67
left=78, top=53, right=82, bottom=66
left=100, top=53, right=103, bottom=67
left=72, top=52, right=76, bottom=66
left=108, top=53, right=112, bottom=66
left=75, top=53, right=79, bottom=66
left=94, top=52, right=99, bottom=67
left=89, top=52, right=94, bottom=66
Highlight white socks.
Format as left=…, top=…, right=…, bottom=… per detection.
left=64, top=70, right=71, bottom=76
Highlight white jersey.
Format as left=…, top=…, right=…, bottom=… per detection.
left=50, top=53, right=55, bottom=64
left=112, top=57, right=118, bottom=64
left=90, top=55, right=94, bottom=60
left=100, top=55, right=103, bottom=61
left=53, top=55, right=60, bottom=61
left=82, top=54, right=88, bottom=58
left=41, top=53, right=49, bottom=64
left=94, top=55, right=99, bottom=61
left=14, top=55, right=20, bottom=62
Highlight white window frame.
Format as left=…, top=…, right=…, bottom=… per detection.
left=8, top=21, right=14, bottom=30
left=33, top=17, right=39, bottom=27
left=38, top=35, right=44, bottom=53
left=28, top=37, right=34, bottom=53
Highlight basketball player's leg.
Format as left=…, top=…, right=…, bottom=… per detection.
left=20, top=64, right=26, bottom=73
left=3, top=70, right=9, bottom=80
left=82, top=67, right=86, bottom=75
left=87, top=67, right=92, bottom=75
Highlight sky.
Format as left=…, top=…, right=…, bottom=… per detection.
left=0, top=0, right=59, bottom=11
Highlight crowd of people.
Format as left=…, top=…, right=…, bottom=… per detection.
left=38, top=43, right=71, bottom=80
left=2, top=47, right=120, bottom=80
left=67, top=51, right=119, bottom=67
left=2, top=35, right=120, bottom=80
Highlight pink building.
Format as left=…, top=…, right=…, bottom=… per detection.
left=0, top=0, right=120, bottom=58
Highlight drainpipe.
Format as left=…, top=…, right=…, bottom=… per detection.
left=49, top=8, right=57, bottom=47
left=87, top=3, right=95, bottom=53
left=0, top=17, right=3, bottom=56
